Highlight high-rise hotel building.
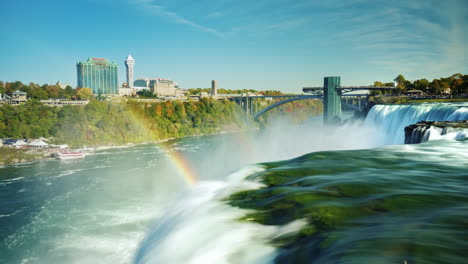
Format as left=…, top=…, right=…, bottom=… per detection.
left=77, top=58, right=118, bottom=95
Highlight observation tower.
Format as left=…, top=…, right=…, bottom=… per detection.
left=125, top=54, right=135, bottom=88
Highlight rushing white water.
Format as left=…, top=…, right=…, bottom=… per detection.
left=134, top=103, right=468, bottom=264
left=365, top=103, right=468, bottom=144
left=126, top=114, right=383, bottom=264
left=134, top=166, right=277, bottom=264
left=427, top=126, right=468, bottom=141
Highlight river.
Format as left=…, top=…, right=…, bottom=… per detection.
left=1, top=103, right=467, bottom=264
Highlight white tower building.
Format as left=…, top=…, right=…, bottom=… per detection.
left=125, top=54, right=135, bottom=88
left=211, top=80, right=218, bottom=97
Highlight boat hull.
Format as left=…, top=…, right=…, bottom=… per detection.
left=56, top=152, right=86, bottom=160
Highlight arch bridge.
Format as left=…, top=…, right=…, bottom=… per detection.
left=230, top=76, right=395, bottom=124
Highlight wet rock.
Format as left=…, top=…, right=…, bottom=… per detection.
left=405, top=120, right=468, bottom=144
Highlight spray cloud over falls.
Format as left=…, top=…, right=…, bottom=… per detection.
left=134, top=103, right=468, bottom=264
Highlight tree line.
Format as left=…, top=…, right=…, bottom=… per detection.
left=0, top=99, right=252, bottom=147
left=3, top=73, right=466, bottom=101
left=0, top=97, right=323, bottom=147
left=373, top=73, right=467, bottom=95
left=0, top=81, right=93, bottom=100
left=0, top=81, right=294, bottom=100
left=186, top=88, right=285, bottom=96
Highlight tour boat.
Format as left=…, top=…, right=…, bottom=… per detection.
left=56, top=152, right=86, bottom=160
left=78, top=146, right=95, bottom=153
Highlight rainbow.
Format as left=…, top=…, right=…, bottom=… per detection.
left=158, top=140, right=197, bottom=185
left=156, top=131, right=255, bottom=185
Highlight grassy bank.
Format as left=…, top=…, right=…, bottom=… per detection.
left=0, top=99, right=252, bottom=148
left=0, top=98, right=323, bottom=165
left=408, top=98, right=468, bottom=103
left=368, top=96, right=468, bottom=105
left=0, top=148, right=44, bottom=166
left=258, top=99, right=323, bottom=123
left=1, top=98, right=324, bottom=148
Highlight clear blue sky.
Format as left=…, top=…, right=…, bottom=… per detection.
left=1, top=0, right=467, bottom=92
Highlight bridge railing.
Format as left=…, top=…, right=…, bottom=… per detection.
left=304, top=86, right=396, bottom=90
left=339, top=86, right=395, bottom=89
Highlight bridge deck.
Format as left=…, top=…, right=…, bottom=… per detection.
left=229, top=94, right=368, bottom=100
left=303, top=86, right=395, bottom=92
left=230, top=95, right=320, bottom=99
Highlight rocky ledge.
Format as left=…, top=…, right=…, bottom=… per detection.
left=404, top=120, right=468, bottom=144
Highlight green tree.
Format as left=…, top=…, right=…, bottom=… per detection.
left=262, top=90, right=284, bottom=96
left=370, top=90, right=383, bottom=96
left=53, top=105, right=88, bottom=146
left=0, top=81, right=5, bottom=95
left=46, top=84, right=61, bottom=98
left=394, top=74, right=407, bottom=94
left=450, top=75, right=467, bottom=95
left=30, top=87, right=48, bottom=100
left=428, top=79, right=444, bottom=94
left=413, top=79, right=429, bottom=92
left=76, top=87, right=93, bottom=100
left=137, top=90, right=156, bottom=98
left=0, top=101, right=58, bottom=138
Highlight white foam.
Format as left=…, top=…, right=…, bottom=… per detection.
left=3, top=176, right=25, bottom=182
left=52, top=233, right=145, bottom=264
left=0, top=209, right=23, bottom=218
left=134, top=168, right=277, bottom=264
left=365, top=103, right=468, bottom=144
left=427, top=127, right=468, bottom=141
left=0, top=176, right=25, bottom=186
left=145, top=160, right=157, bottom=168
left=51, top=169, right=85, bottom=179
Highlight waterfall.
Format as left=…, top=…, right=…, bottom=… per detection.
left=404, top=122, right=468, bottom=144
left=133, top=166, right=278, bottom=264
left=364, top=103, right=468, bottom=145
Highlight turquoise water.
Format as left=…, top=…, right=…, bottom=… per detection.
left=1, top=103, right=467, bottom=263
left=228, top=140, right=468, bottom=264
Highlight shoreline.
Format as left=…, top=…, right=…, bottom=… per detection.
left=94, top=127, right=259, bottom=151
left=0, top=127, right=258, bottom=168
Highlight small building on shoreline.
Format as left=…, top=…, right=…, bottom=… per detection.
left=40, top=99, right=89, bottom=107
left=28, top=140, right=49, bottom=149
left=12, top=140, right=28, bottom=148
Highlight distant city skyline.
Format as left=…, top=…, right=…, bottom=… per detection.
left=1, top=0, right=467, bottom=93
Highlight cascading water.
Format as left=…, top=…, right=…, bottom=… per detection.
left=133, top=103, right=468, bottom=264
left=426, top=126, right=468, bottom=141
left=404, top=122, right=468, bottom=144
left=365, top=102, right=468, bottom=144
left=1, top=103, right=467, bottom=264
left=133, top=167, right=278, bottom=264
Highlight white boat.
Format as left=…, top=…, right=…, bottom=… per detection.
left=56, top=152, right=86, bottom=160
left=77, top=146, right=95, bottom=153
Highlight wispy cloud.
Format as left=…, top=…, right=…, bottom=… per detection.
left=129, top=0, right=224, bottom=37
left=325, top=0, right=467, bottom=77
left=125, top=0, right=466, bottom=77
